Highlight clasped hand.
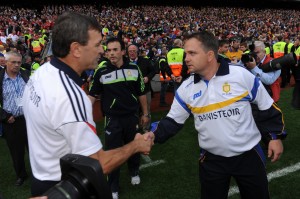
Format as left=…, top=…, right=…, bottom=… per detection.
left=134, top=131, right=155, bottom=155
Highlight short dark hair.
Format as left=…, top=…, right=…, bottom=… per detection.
left=106, top=37, right=126, bottom=51
left=52, top=12, right=101, bottom=58
left=218, top=39, right=229, bottom=47
left=184, top=31, right=218, bottom=59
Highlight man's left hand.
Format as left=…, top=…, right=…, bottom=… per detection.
left=268, top=139, right=283, bottom=162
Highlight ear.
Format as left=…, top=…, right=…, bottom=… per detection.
left=121, top=49, right=126, bottom=56
left=207, top=51, right=215, bottom=62
left=70, top=42, right=81, bottom=58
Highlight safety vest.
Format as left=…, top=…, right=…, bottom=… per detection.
left=273, top=41, right=286, bottom=58
left=265, top=47, right=271, bottom=58
left=31, top=62, right=40, bottom=75
left=39, top=34, right=47, bottom=46
left=31, top=40, right=42, bottom=53
left=295, top=47, right=300, bottom=61
left=167, top=48, right=184, bottom=77
left=287, top=43, right=294, bottom=54
left=159, top=58, right=171, bottom=81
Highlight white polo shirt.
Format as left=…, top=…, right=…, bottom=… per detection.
left=168, top=61, right=273, bottom=157
left=23, top=57, right=102, bottom=181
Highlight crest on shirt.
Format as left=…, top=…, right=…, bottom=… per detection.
left=223, top=82, right=230, bottom=93
left=127, top=70, right=132, bottom=76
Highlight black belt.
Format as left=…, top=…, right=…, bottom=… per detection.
left=15, top=115, right=25, bottom=120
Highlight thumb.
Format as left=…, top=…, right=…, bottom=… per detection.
left=268, top=147, right=272, bottom=158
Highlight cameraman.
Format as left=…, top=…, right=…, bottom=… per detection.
left=244, top=41, right=281, bottom=103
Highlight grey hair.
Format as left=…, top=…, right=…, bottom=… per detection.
left=4, top=51, right=22, bottom=61
left=254, top=41, right=265, bottom=52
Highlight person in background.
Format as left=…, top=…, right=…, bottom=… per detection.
left=0, top=51, right=30, bottom=186
left=127, top=44, right=156, bottom=130
left=89, top=37, right=150, bottom=199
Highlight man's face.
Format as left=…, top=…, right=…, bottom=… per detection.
left=239, top=46, right=247, bottom=52
left=107, top=41, right=125, bottom=67
left=184, top=38, right=210, bottom=75
left=232, top=40, right=240, bottom=49
left=81, top=29, right=103, bottom=70
left=128, top=45, right=138, bottom=60
left=6, top=55, right=22, bottom=74
left=254, top=46, right=266, bottom=63
left=0, top=57, right=5, bottom=66
left=219, top=44, right=229, bottom=54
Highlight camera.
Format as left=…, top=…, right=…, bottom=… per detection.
left=241, top=52, right=257, bottom=63
left=44, top=154, right=112, bottom=199
left=260, top=52, right=297, bottom=72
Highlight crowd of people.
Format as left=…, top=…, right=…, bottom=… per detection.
left=0, top=3, right=298, bottom=199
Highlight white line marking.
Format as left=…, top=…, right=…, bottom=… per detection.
left=140, top=160, right=166, bottom=170
left=141, top=154, right=152, bottom=163
left=228, top=162, right=300, bottom=197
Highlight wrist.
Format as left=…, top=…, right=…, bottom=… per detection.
left=142, top=113, right=151, bottom=118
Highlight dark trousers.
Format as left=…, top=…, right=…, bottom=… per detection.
left=3, top=116, right=28, bottom=179
left=160, top=82, right=168, bottom=104
left=31, top=175, right=59, bottom=197
left=104, top=115, right=140, bottom=192
left=199, top=145, right=269, bottom=199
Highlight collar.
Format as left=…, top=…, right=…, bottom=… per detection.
left=260, top=55, right=266, bottom=65
left=194, top=56, right=230, bottom=84
left=4, top=70, right=20, bottom=80
left=130, top=58, right=138, bottom=62
left=50, top=57, right=83, bottom=86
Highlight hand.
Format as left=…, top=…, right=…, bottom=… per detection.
left=175, top=76, right=182, bottom=83
left=143, top=77, right=149, bottom=83
left=143, top=131, right=155, bottom=146
left=245, top=58, right=257, bottom=69
left=140, top=115, right=150, bottom=128
left=268, top=139, right=283, bottom=162
left=171, top=74, right=176, bottom=81
left=7, top=116, right=15, bottom=124
left=134, top=133, right=152, bottom=155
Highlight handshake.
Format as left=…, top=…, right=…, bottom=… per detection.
left=134, top=131, right=155, bottom=155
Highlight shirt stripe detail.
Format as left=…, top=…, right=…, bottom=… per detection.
left=64, top=73, right=86, bottom=121
left=73, top=81, right=87, bottom=121
left=59, top=71, right=78, bottom=121
left=85, top=122, right=97, bottom=134
left=188, top=91, right=249, bottom=114
left=250, top=77, right=260, bottom=102
left=175, top=91, right=191, bottom=114
left=272, top=103, right=285, bottom=133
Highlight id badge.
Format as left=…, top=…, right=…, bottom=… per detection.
left=15, top=97, right=23, bottom=107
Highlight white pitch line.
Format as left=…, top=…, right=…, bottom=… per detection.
left=139, top=160, right=166, bottom=170
left=141, top=154, right=153, bottom=163
left=228, top=162, right=300, bottom=197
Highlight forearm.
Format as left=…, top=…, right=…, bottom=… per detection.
left=139, top=95, right=148, bottom=114
left=251, top=67, right=281, bottom=85
left=152, top=117, right=184, bottom=143
left=88, top=95, right=96, bottom=105
left=91, top=143, right=139, bottom=174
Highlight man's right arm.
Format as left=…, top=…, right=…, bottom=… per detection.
left=89, top=132, right=154, bottom=174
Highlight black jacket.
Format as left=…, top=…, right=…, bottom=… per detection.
left=136, top=56, right=156, bottom=93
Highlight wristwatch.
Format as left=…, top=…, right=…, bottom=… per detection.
left=143, top=113, right=151, bottom=118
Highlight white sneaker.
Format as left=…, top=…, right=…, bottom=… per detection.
left=112, top=192, right=118, bottom=199
left=131, top=175, right=140, bottom=185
